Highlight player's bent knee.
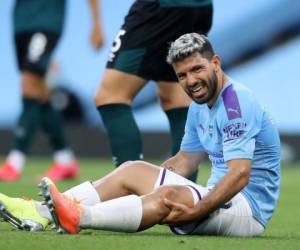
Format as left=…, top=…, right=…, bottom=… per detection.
left=118, top=161, right=136, bottom=170
left=94, top=86, right=110, bottom=106
left=117, top=160, right=146, bottom=173
left=154, top=186, right=179, bottom=203
left=151, top=186, right=180, bottom=221
left=93, top=93, right=101, bottom=106
left=94, top=88, right=131, bottom=106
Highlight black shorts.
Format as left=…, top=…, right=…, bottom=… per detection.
left=14, top=32, right=60, bottom=76
left=106, top=1, right=213, bottom=82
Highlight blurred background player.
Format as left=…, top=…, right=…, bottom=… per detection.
left=95, top=0, right=213, bottom=182
left=0, top=0, right=104, bottom=181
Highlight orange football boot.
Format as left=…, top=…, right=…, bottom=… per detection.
left=39, top=177, right=82, bottom=234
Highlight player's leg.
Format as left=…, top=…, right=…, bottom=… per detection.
left=0, top=160, right=160, bottom=230
left=39, top=90, right=79, bottom=181
left=95, top=1, right=161, bottom=167
left=138, top=185, right=196, bottom=231
left=67, top=160, right=205, bottom=203
left=40, top=162, right=209, bottom=234
left=91, top=161, right=162, bottom=200
left=0, top=71, right=43, bottom=181
left=38, top=160, right=161, bottom=223
left=15, top=70, right=44, bottom=153
left=41, top=176, right=199, bottom=234
left=33, top=33, right=78, bottom=181
left=0, top=161, right=204, bottom=231
left=95, top=69, right=147, bottom=166
left=0, top=179, right=100, bottom=231
left=0, top=31, right=74, bottom=181
left=80, top=185, right=196, bottom=233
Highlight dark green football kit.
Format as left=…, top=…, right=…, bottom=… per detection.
left=13, top=0, right=65, bottom=76
left=106, top=0, right=213, bottom=81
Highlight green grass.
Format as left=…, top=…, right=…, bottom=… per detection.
left=0, top=157, right=299, bottom=250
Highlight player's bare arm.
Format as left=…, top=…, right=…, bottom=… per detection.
left=160, top=151, right=204, bottom=177
left=162, top=158, right=251, bottom=225
left=88, top=0, right=104, bottom=49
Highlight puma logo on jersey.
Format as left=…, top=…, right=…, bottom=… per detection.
left=227, top=108, right=240, bottom=115
left=198, top=124, right=205, bottom=134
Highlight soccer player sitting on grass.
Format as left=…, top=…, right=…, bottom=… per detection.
left=0, top=33, right=281, bottom=237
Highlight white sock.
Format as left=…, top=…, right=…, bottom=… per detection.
left=80, top=195, right=143, bottom=232
left=6, top=150, right=26, bottom=172
left=53, top=149, right=75, bottom=166
left=36, top=181, right=101, bottom=221
left=64, top=181, right=101, bottom=205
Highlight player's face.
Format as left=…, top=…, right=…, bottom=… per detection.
left=174, top=52, right=221, bottom=106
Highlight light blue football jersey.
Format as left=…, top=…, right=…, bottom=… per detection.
left=181, top=79, right=281, bottom=227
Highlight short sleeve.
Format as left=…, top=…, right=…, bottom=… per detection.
left=219, top=88, right=263, bottom=162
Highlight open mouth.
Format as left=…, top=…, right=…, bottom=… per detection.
left=191, top=86, right=203, bottom=93
left=190, top=83, right=207, bottom=98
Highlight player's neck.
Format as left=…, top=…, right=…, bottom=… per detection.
left=207, top=73, right=228, bottom=108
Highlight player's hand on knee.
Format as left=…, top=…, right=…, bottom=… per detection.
left=162, top=198, right=197, bottom=226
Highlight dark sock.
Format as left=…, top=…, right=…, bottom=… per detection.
left=165, top=107, right=198, bottom=182
left=97, top=104, right=143, bottom=166
left=165, top=107, right=188, bottom=155
left=13, top=98, right=41, bottom=154
left=40, top=101, right=69, bottom=151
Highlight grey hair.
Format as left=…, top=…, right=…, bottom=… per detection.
left=167, top=33, right=215, bottom=64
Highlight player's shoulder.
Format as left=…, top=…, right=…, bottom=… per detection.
left=222, top=79, right=260, bottom=107
left=218, top=79, right=263, bottom=121
left=223, top=79, right=256, bottom=101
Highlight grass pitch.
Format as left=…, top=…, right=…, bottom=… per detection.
left=0, top=157, right=299, bottom=250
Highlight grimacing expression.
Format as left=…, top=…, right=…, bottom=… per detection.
left=174, top=53, right=218, bottom=105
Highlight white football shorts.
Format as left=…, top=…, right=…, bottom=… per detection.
left=154, top=168, right=264, bottom=237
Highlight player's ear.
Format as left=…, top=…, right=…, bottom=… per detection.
left=212, top=55, right=221, bottom=71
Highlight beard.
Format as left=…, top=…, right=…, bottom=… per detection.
left=186, top=71, right=218, bottom=105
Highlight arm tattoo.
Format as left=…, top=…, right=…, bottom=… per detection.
left=166, top=166, right=176, bottom=172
